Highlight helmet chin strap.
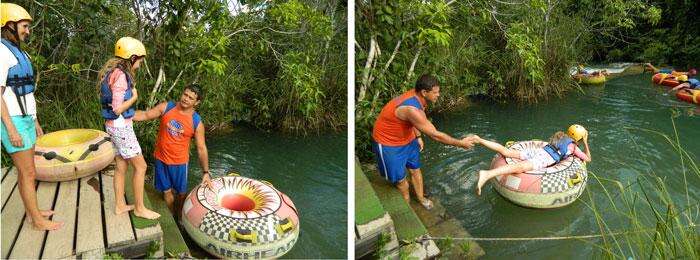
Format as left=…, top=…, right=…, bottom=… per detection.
left=7, top=22, right=23, bottom=50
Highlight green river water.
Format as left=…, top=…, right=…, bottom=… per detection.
left=184, top=127, right=347, bottom=258
left=421, top=73, right=699, bottom=259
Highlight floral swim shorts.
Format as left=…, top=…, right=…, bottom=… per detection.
left=105, top=125, right=142, bottom=159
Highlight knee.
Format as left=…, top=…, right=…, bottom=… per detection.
left=409, top=169, right=422, bottom=176
left=18, top=167, right=36, bottom=180
left=134, top=164, right=147, bottom=174
left=395, top=179, right=409, bottom=189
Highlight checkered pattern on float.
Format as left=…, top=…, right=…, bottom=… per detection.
left=199, top=211, right=282, bottom=245
left=540, top=160, right=586, bottom=193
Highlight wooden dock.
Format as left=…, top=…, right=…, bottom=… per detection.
left=1, top=166, right=164, bottom=259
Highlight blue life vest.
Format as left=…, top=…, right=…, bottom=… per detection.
left=2, top=39, right=35, bottom=116
left=543, top=137, right=575, bottom=163
left=99, top=68, right=135, bottom=120
left=659, top=68, right=673, bottom=74
left=688, top=78, right=700, bottom=89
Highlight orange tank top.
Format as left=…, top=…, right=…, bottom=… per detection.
left=372, top=90, right=427, bottom=146
left=154, top=101, right=201, bottom=164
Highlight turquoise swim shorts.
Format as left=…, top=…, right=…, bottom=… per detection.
left=1, top=115, right=37, bottom=154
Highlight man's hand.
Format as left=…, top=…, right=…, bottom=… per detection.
left=417, top=137, right=424, bottom=152
left=461, top=134, right=481, bottom=149
left=457, top=135, right=473, bottom=149
left=201, top=172, right=213, bottom=189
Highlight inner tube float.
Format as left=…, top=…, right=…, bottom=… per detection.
left=489, top=140, right=588, bottom=209
left=652, top=73, right=681, bottom=87
left=575, top=74, right=606, bottom=84
left=181, top=175, right=300, bottom=259
left=34, top=129, right=115, bottom=182
left=675, top=89, right=700, bottom=105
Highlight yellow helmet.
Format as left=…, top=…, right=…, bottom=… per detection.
left=676, top=75, right=688, bottom=82
left=114, top=37, right=146, bottom=59
left=1, top=3, right=32, bottom=27
left=567, top=124, right=587, bottom=142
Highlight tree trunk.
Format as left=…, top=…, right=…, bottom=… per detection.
left=359, top=36, right=379, bottom=103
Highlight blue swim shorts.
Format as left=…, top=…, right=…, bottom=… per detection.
left=372, top=138, right=421, bottom=184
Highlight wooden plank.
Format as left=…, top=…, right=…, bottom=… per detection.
left=1, top=167, right=18, bottom=208
left=75, top=175, right=105, bottom=255
left=133, top=224, right=162, bottom=243
left=1, top=167, right=9, bottom=181
left=10, top=181, right=58, bottom=259
left=106, top=238, right=159, bottom=259
left=79, top=248, right=104, bottom=259
left=1, top=177, right=26, bottom=258
left=101, top=172, right=135, bottom=248
left=43, top=180, right=79, bottom=259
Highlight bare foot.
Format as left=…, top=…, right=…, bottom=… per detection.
left=32, top=219, right=63, bottom=231
left=115, top=204, right=135, bottom=215
left=26, top=210, right=55, bottom=223
left=476, top=170, right=489, bottom=196
left=134, top=207, right=160, bottom=220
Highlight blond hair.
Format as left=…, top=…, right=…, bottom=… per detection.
left=97, top=57, right=136, bottom=89
left=549, top=131, right=568, bottom=145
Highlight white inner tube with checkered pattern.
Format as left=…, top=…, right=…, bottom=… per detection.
left=181, top=176, right=299, bottom=259
left=490, top=140, right=588, bottom=209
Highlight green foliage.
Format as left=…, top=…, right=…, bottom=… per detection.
left=373, top=231, right=391, bottom=259
left=0, top=0, right=345, bottom=166
left=16, top=0, right=344, bottom=133
left=356, top=0, right=659, bottom=160
left=585, top=121, right=699, bottom=259
left=145, top=240, right=161, bottom=258
left=102, top=252, right=123, bottom=260
left=585, top=1, right=698, bottom=68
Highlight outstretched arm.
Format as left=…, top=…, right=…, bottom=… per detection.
left=644, top=63, right=659, bottom=73
left=133, top=102, right=167, bottom=121
left=670, top=83, right=690, bottom=92
left=400, top=107, right=472, bottom=149
left=573, top=133, right=592, bottom=162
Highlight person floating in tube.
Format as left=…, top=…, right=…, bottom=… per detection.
left=644, top=63, right=697, bottom=77
left=669, top=75, right=700, bottom=94
left=473, top=125, right=592, bottom=196
left=133, top=84, right=211, bottom=219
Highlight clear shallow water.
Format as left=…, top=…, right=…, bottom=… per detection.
left=421, top=73, right=699, bottom=259
left=184, top=126, right=347, bottom=258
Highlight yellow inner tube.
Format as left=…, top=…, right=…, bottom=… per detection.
left=37, top=129, right=100, bottom=148
left=579, top=74, right=606, bottom=84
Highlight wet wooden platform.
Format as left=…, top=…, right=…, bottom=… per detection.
left=1, top=166, right=163, bottom=259
left=409, top=195, right=485, bottom=259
